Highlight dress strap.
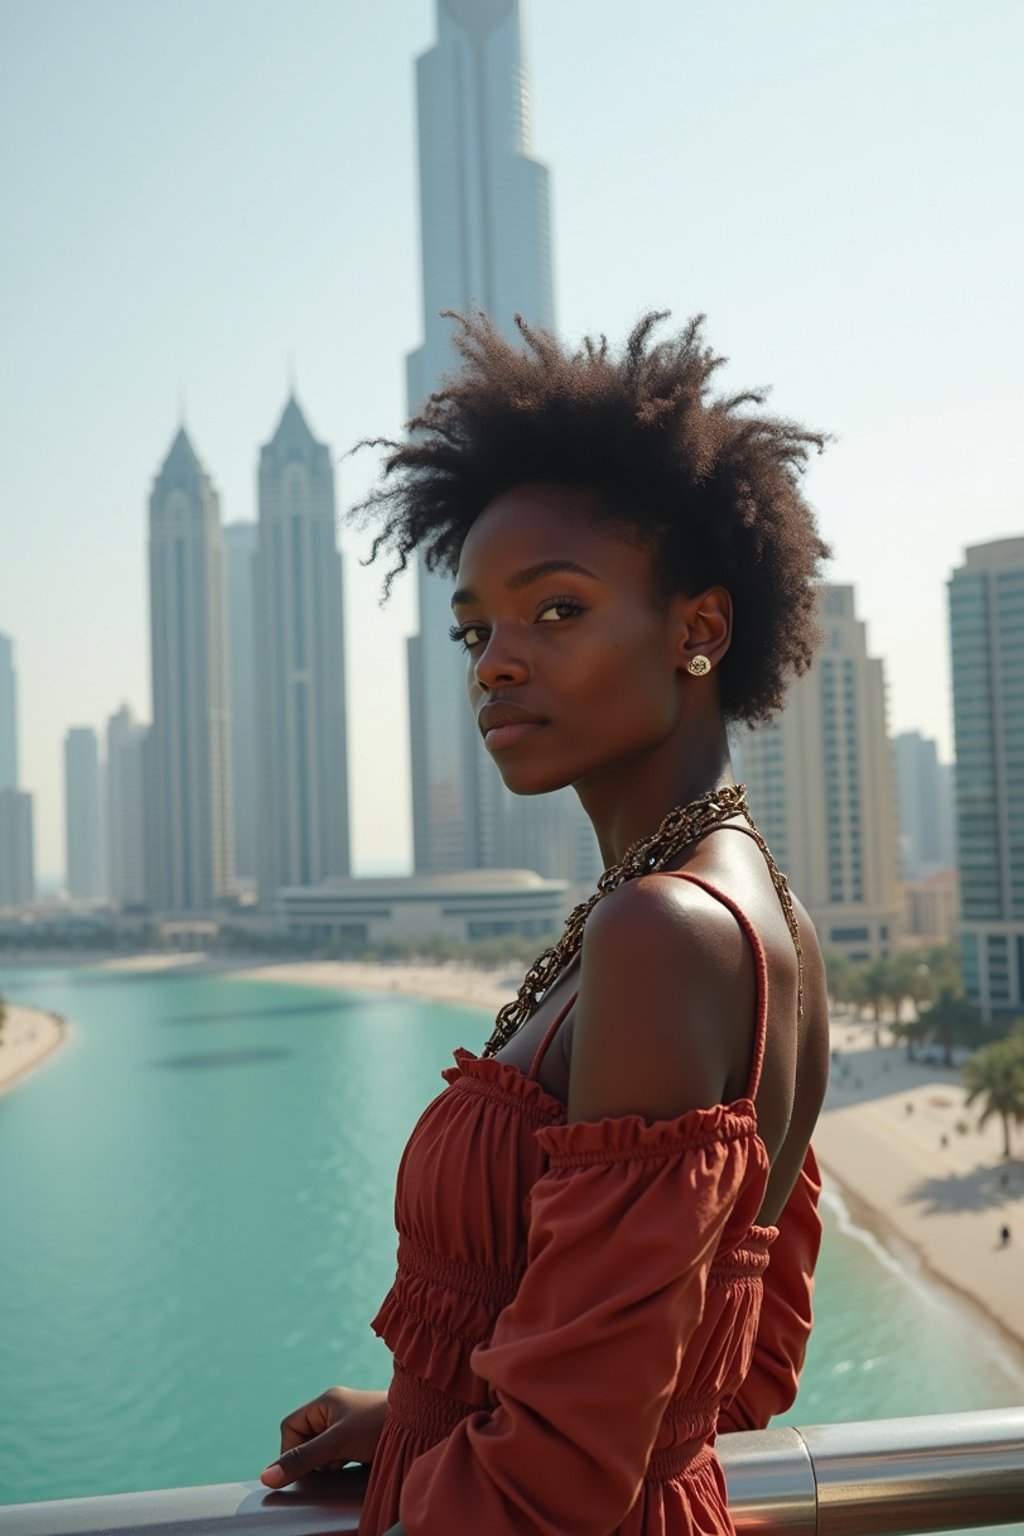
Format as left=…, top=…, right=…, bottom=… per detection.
left=657, top=871, right=771, bottom=1102
left=527, top=873, right=771, bottom=1101
left=528, top=992, right=577, bottom=1082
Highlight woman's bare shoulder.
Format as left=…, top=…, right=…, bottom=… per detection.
left=566, top=876, right=758, bottom=1125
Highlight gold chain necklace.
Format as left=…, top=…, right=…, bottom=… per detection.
left=481, top=782, right=804, bottom=1058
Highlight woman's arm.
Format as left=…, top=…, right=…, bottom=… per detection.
left=718, top=1146, right=822, bottom=1432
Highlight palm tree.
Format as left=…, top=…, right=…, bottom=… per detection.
left=891, top=1012, right=931, bottom=1062
left=823, top=952, right=856, bottom=1010
left=920, top=985, right=984, bottom=1067
left=963, top=1028, right=1024, bottom=1159
left=854, top=957, right=893, bottom=1022
left=922, top=941, right=961, bottom=992
left=887, top=951, right=934, bottom=1026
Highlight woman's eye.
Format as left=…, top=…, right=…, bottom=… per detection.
left=448, top=622, right=487, bottom=649
left=449, top=602, right=582, bottom=648
left=537, top=600, right=584, bottom=623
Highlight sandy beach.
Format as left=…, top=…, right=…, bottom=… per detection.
left=815, top=1013, right=1024, bottom=1359
left=223, top=955, right=519, bottom=1014
left=0, top=1001, right=69, bottom=1096
left=96, top=950, right=217, bottom=973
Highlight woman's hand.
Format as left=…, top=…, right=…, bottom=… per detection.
left=260, top=1385, right=388, bottom=1488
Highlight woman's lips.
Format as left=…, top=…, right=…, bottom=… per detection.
left=478, top=700, right=548, bottom=750
left=483, top=720, right=548, bottom=751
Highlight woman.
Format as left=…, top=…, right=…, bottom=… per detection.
left=260, top=312, right=831, bottom=1534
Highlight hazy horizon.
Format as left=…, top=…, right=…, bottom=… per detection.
left=3, top=0, right=1023, bottom=882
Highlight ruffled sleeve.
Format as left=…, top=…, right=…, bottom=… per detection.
left=717, top=1144, right=822, bottom=1433
left=398, top=1106, right=766, bottom=1536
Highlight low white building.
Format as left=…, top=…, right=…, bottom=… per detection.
left=276, top=869, right=569, bottom=947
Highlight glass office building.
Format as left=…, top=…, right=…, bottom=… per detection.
left=949, top=537, right=1024, bottom=1017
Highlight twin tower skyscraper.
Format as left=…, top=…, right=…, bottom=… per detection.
left=146, top=0, right=596, bottom=916
left=147, top=400, right=349, bottom=914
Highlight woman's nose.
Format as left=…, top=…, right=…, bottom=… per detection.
left=474, top=631, right=529, bottom=690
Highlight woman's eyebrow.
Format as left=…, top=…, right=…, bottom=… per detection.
left=451, top=559, right=602, bottom=609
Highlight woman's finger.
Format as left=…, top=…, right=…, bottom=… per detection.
left=261, top=1422, right=348, bottom=1488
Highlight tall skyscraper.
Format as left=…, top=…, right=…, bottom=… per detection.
left=948, top=537, right=1024, bottom=1018
left=0, top=637, right=31, bottom=906
left=0, top=633, right=16, bottom=792
left=254, top=396, right=350, bottom=903
left=147, top=427, right=235, bottom=913
left=0, top=789, right=34, bottom=907
left=64, top=726, right=102, bottom=899
left=405, top=0, right=597, bottom=884
left=224, top=521, right=259, bottom=884
left=737, top=585, right=901, bottom=961
left=106, top=705, right=147, bottom=910
left=405, top=0, right=554, bottom=415
left=893, top=730, right=956, bottom=880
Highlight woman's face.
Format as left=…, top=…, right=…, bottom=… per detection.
left=451, top=482, right=706, bottom=797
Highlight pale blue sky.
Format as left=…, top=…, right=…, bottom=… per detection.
left=2, top=0, right=1022, bottom=880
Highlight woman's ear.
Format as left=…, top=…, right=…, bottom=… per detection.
left=676, top=586, right=732, bottom=674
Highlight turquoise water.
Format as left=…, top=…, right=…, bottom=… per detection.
left=1, top=964, right=1021, bottom=1529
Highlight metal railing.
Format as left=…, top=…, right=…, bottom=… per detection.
left=2, top=1407, right=1022, bottom=1535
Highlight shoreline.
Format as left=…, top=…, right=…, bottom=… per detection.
left=222, top=956, right=516, bottom=1014
left=0, top=1001, right=69, bottom=1096
left=3, top=953, right=1023, bottom=1362
left=819, top=1162, right=1024, bottom=1382
left=813, top=1013, right=1024, bottom=1365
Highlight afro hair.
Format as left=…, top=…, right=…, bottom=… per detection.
left=353, top=310, right=831, bottom=724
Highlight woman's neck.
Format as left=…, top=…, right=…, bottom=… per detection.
left=576, top=720, right=735, bottom=869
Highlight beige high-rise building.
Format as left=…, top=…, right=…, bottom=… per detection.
left=736, top=585, right=901, bottom=961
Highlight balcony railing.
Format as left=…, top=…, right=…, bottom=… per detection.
left=3, top=1407, right=1022, bottom=1535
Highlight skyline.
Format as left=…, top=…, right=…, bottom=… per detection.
left=3, top=0, right=1023, bottom=879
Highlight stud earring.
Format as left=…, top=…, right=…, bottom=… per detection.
left=687, top=655, right=712, bottom=676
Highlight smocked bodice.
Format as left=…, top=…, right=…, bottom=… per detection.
left=359, top=1049, right=804, bottom=1536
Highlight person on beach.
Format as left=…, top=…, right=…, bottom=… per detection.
left=261, top=313, right=831, bottom=1534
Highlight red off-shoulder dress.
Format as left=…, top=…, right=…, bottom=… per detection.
left=359, top=875, right=822, bottom=1536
